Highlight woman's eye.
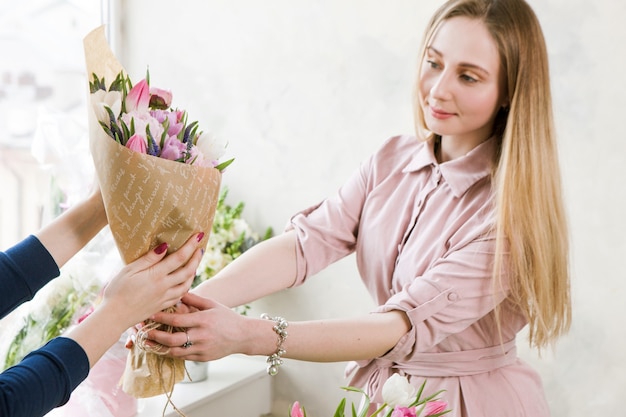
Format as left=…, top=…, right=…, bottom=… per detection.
left=426, top=60, right=440, bottom=69
left=460, top=74, right=477, bottom=83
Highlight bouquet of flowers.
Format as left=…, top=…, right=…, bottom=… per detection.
left=290, top=375, right=450, bottom=417
left=83, top=25, right=230, bottom=402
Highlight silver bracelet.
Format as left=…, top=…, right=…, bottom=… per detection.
left=260, top=313, right=288, bottom=376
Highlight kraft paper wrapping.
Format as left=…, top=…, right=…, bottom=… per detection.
left=122, top=344, right=185, bottom=400
left=84, top=26, right=221, bottom=399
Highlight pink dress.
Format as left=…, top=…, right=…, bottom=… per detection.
left=287, top=135, right=550, bottom=417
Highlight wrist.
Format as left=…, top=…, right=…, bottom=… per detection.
left=85, top=190, right=107, bottom=229
left=259, top=313, right=288, bottom=376
left=238, top=316, right=275, bottom=357
left=67, top=305, right=128, bottom=367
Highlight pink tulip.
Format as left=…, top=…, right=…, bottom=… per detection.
left=391, top=406, right=416, bottom=417
left=167, top=109, right=185, bottom=136
left=149, top=86, right=172, bottom=109
left=125, top=79, right=150, bottom=112
left=126, top=134, right=147, bottom=154
left=423, top=400, right=447, bottom=416
left=290, top=401, right=305, bottom=417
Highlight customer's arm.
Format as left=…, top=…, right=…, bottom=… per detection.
left=0, top=189, right=108, bottom=319
left=0, top=233, right=203, bottom=417
left=35, top=188, right=107, bottom=269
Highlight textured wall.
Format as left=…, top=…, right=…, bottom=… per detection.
left=119, top=1, right=625, bottom=415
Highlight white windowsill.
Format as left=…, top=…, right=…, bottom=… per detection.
left=135, top=354, right=272, bottom=417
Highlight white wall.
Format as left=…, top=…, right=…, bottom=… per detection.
left=118, top=1, right=625, bottom=416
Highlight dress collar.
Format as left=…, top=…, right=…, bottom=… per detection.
left=402, top=137, right=496, bottom=198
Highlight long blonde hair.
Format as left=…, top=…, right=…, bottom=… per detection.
left=414, top=0, right=571, bottom=350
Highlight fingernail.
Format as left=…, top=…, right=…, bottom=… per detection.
left=196, top=232, right=205, bottom=242
left=154, top=242, right=169, bottom=254
left=125, top=335, right=135, bottom=349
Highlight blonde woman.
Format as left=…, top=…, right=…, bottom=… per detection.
left=148, top=0, right=570, bottom=415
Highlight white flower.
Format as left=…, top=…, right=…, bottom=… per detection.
left=30, top=302, right=52, bottom=324
left=208, top=231, right=228, bottom=249
left=195, top=132, right=227, bottom=163
left=381, top=374, right=418, bottom=408
left=204, top=250, right=229, bottom=271
left=232, top=218, right=256, bottom=239
left=22, top=327, right=44, bottom=352
left=91, top=89, right=122, bottom=126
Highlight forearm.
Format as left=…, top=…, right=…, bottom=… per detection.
left=243, top=310, right=411, bottom=362
left=0, top=338, right=88, bottom=417
left=35, top=191, right=107, bottom=268
left=193, top=230, right=298, bottom=307
left=64, top=303, right=128, bottom=368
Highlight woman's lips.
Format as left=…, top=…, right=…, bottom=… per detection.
left=429, top=106, right=455, bottom=120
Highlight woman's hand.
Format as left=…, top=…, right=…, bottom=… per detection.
left=143, top=292, right=251, bottom=362
left=68, top=232, right=206, bottom=367
left=100, top=232, right=205, bottom=330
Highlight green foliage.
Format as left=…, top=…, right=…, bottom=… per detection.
left=3, top=278, right=97, bottom=370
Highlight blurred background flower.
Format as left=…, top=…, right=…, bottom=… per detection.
left=194, top=187, right=273, bottom=315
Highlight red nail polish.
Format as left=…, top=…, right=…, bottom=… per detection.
left=154, top=242, right=169, bottom=254
left=196, top=232, right=205, bottom=242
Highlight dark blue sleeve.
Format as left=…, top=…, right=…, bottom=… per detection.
left=0, top=337, right=90, bottom=417
left=0, top=235, right=60, bottom=319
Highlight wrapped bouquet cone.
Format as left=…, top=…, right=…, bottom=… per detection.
left=83, top=26, right=224, bottom=401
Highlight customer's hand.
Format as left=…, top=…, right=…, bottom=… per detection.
left=100, top=232, right=205, bottom=329
left=68, top=232, right=206, bottom=367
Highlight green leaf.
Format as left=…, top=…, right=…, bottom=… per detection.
left=417, top=389, right=446, bottom=405
left=408, top=380, right=428, bottom=407
left=333, top=398, right=347, bottom=417
left=4, top=317, right=33, bottom=369
left=103, top=106, right=124, bottom=144
left=89, top=73, right=105, bottom=93
left=121, top=120, right=131, bottom=142
left=369, top=404, right=388, bottom=417
left=262, top=227, right=274, bottom=241
left=215, top=158, right=235, bottom=172
left=340, top=386, right=366, bottom=395
left=99, top=121, right=116, bottom=140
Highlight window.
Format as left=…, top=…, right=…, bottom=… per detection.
left=0, top=0, right=106, bottom=248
